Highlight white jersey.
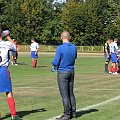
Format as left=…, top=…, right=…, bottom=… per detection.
left=0, top=40, right=16, bottom=67
left=109, top=42, right=118, bottom=54
left=30, top=42, right=39, bottom=52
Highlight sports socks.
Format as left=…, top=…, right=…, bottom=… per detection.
left=110, top=66, right=113, bottom=72
left=113, top=67, right=117, bottom=73
left=32, top=60, right=37, bottom=68
left=35, top=60, right=37, bottom=67
left=32, top=60, right=35, bottom=67
left=7, top=97, right=16, bottom=117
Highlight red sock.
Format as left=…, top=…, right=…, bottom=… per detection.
left=35, top=60, right=37, bottom=67
left=113, top=67, right=117, bottom=73
left=32, top=61, right=35, bottom=67
left=7, top=97, right=16, bottom=117
left=110, top=66, right=113, bottom=72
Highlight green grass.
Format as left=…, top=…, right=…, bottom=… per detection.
left=0, top=53, right=120, bottom=120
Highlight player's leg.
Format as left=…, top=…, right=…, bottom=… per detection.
left=14, top=51, right=18, bottom=65
left=117, top=61, right=120, bottom=73
left=32, top=58, right=35, bottom=67
left=0, top=67, right=22, bottom=120
left=112, top=54, right=118, bottom=74
left=11, top=51, right=15, bottom=65
left=31, top=51, right=35, bottom=67
left=109, top=53, right=115, bottom=74
left=56, top=72, right=70, bottom=120
left=34, top=59, right=37, bottom=68
left=105, top=61, right=109, bottom=73
left=11, top=56, right=14, bottom=65
left=31, top=51, right=36, bottom=68
left=69, top=72, right=76, bottom=118
left=34, top=52, right=38, bottom=68
left=109, top=63, right=113, bottom=74
left=6, top=92, right=16, bottom=117
left=112, top=63, right=117, bottom=74
left=104, top=53, right=109, bottom=73
left=6, top=92, right=22, bottom=120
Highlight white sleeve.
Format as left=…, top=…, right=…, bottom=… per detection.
left=6, top=41, right=16, bottom=51
left=37, top=43, right=39, bottom=49
left=115, top=43, right=118, bottom=50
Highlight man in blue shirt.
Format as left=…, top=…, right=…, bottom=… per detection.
left=52, top=31, right=77, bottom=120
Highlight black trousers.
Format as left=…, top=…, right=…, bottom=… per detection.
left=57, top=71, right=76, bottom=115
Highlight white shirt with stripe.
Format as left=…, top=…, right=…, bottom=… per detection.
left=0, top=40, right=16, bottom=67
left=109, top=42, right=118, bottom=54
left=30, top=42, right=39, bottom=52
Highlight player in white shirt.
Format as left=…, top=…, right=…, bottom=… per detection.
left=0, top=27, right=22, bottom=120
left=30, top=38, right=39, bottom=68
left=109, top=38, right=118, bottom=74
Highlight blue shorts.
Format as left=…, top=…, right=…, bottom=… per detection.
left=0, top=67, right=12, bottom=93
left=31, top=51, right=38, bottom=59
left=110, top=53, right=117, bottom=63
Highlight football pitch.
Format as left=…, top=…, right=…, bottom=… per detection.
left=0, top=53, right=120, bottom=120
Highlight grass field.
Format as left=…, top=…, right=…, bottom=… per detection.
left=0, top=53, right=120, bottom=120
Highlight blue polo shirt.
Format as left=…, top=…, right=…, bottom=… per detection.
left=52, top=42, right=77, bottom=72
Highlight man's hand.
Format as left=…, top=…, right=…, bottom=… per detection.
left=51, top=66, right=56, bottom=72
left=106, top=56, right=110, bottom=62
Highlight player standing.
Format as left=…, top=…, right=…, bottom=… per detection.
left=51, top=31, right=77, bottom=120
left=103, top=38, right=111, bottom=73
left=0, top=27, right=22, bottom=120
left=30, top=38, right=39, bottom=68
left=109, top=37, right=118, bottom=74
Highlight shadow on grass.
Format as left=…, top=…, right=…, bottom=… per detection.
left=36, top=66, right=48, bottom=68
left=76, top=109, right=99, bottom=118
left=17, top=62, right=28, bottom=65
left=2, top=108, right=46, bottom=119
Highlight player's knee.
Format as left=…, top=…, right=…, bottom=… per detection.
left=6, top=92, right=13, bottom=98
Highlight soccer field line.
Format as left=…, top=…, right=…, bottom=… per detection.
left=47, top=95, right=120, bottom=120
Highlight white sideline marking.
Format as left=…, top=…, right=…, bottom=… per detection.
left=47, top=95, right=120, bottom=120
left=92, top=88, right=119, bottom=91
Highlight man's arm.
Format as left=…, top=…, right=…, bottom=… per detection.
left=3, top=30, right=14, bottom=44
left=75, top=47, right=77, bottom=59
left=52, top=47, right=61, bottom=67
left=105, top=48, right=109, bottom=58
left=105, top=43, right=109, bottom=58
left=4, top=31, right=16, bottom=51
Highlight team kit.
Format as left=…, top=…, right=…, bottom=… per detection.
left=104, top=38, right=120, bottom=74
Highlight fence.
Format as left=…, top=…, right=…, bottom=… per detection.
left=19, top=45, right=104, bottom=53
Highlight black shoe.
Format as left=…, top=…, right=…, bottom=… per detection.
left=104, top=70, right=109, bottom=74
left=70, top=113, right=77, bottom=119
left=56, top=114, right=70, bottom=120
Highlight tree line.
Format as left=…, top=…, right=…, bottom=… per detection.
left=0, top=0, right=120, bottom=45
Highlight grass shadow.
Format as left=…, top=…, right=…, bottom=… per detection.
left=17, top=62, right=28, bottom=65
left=37, top=66, right=48, bottom=68
left=76, top=109, right=99, bottom=118
left=2, top=108, right=46, bottom=119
